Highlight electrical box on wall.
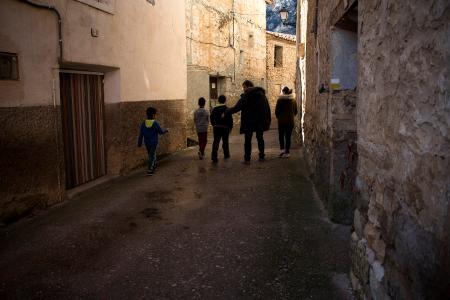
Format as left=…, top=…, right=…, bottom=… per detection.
left=91, top=28, right=99, bottom=37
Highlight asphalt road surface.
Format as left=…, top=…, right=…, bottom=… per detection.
left=0, top=129, right=352, bottom=299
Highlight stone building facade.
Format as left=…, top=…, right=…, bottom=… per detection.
left=186, top=0, right=271, bottom=138
left=0, top=0, right=187, bottom=224
left=266, top=31, right=297, bottom=111
left=297, top=0, right=449, bottom=298
left=298, top=0, right=358, bottom=225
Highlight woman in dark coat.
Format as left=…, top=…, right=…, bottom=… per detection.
left=275, top=86, right=298, bottom=158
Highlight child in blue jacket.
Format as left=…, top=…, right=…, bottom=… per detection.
left=138, top=107, right=168, bottom=176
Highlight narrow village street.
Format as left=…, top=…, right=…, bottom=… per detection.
left=1, top=0, right=448, bottom=298
left=0, top=129, right=352, bottom=299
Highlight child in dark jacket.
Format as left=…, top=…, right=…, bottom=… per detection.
left=138, top=107, right=168, bottom=176
left=210, top=95, right=233, bottom=163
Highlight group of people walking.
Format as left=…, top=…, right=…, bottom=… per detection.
left=138, top=80, right=297, bottom=175
left=194, top=80, right=298, bottom=164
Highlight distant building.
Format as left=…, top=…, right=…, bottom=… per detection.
left=265, top=31, right=297, bottom=112
left=0, top=0, right=187, bottom=223
left=185, top=0, right=271, bottom=138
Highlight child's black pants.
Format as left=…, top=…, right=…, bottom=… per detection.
left=211, top=127, right=230, bottom=161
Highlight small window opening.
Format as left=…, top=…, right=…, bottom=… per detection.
left=274, top=45, right=283, bottom=68
left=239, top=50, right=245, bottom=66
left=210, top=76, right=218, bottom=100
left=0, top=52, right=19, bottom=80
left=248, top=33, right=254, bottom=48
left=209, top=76, right=226, bottom=108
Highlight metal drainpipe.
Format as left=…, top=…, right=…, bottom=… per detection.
left=21, top=0, right=63, bottom=63
left=232, top=0, right=235, bottom=82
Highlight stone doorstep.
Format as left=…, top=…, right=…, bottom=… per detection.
left=66, top=149, right=189, bottom=200
left=66, top=175, right=121, bottom=200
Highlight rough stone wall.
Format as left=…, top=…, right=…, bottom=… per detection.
left=299, top=0, right=356, bottom=224
left=352, top=1, right=450, bottom=298
left=299, top=0, right=450, bottom=298
left=298, top=0, right=326, bottom=178
left=329, top=90, right=357, bottom=224
left=186, top=0, right=268, bottom=138
left=266, top=33, right=297, bottom=112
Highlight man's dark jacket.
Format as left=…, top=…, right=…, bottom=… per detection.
left=227, top=87, right=271, bottom=134
left=210, top=104, right=233, bottom=129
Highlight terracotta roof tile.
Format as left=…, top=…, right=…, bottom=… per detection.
left=266, top=31, right=297, bottom=42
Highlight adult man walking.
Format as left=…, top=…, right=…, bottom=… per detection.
left=226, top=80, right=271, bottom=163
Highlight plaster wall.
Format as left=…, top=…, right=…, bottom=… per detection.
left=0, top=0, right=187, bottom=107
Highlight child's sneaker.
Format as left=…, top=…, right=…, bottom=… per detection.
left=198, top=151, right=203, bottom=160
left=146, top=170, right=154, bottom=176
left=278, top=151, right=285, bottom=158
left=284, top=153, right=290, bottom=158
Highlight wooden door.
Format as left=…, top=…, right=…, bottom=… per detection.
left=60, top=72, right=106, bottom=189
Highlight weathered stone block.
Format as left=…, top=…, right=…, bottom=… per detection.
left=351, top=236, right=370, bottom=285
left=369, top=265, right=389, bottom=300
left=354, top=209, right=367, bottom=238
left=350, top=270, right=364, bottom=299
left=364, top=222, right=386, bottom=263
left=390, top=212, right=449, bottom=299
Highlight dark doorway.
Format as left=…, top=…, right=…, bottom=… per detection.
left=209, top=76, right=218, bottom=100
left=60, top=72, right=106, bottom=189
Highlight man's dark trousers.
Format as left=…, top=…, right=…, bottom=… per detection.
left=244, top=131, right=264, bottom=162
left=211, top=127, right=230, bottom=161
